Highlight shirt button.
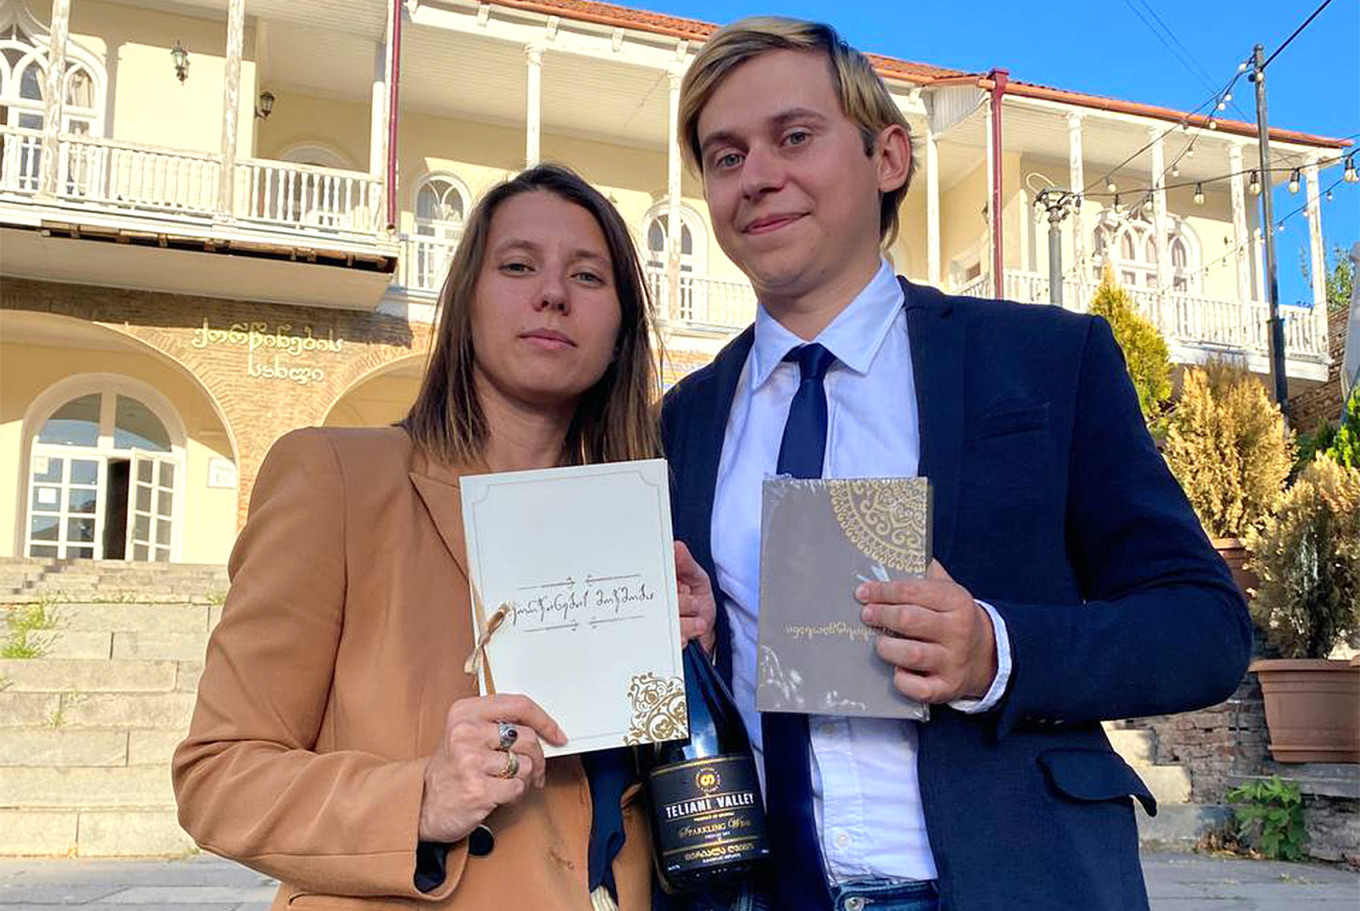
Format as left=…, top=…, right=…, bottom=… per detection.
left=834, top=831, right=850, bottom=849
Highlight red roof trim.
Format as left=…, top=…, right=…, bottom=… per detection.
left=488, top=0, right=1353, bottom=150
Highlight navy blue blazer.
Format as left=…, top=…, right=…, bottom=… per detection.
left=659, top=278, right=1252, bottom=911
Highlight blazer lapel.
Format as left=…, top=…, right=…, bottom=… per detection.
left=409, top=455, right=474, bottom=581
left=683, top=325, right=755, bottom=575
left=902, top=278, right=964, bottom=568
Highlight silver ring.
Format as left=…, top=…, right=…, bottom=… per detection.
left=496, top=721, right=519, bottom=751
left=494, top=750, right=520, bottom=780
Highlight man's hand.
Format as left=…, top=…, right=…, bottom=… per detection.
left=676, top=541, right=717, bottom=656
left=856, top=560, right=997, bottom=704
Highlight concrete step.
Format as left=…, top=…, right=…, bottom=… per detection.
left=1108, top=728, right=1157, bottom=766
left=49, top=604, right=212, bottom=634
left=0, top=659, right=180, bottom=693
left=1138, top=764, right=1193, bottom=806
left=0, top=766, right=177, bottom=808
left=0, top=727, right=185, bottom=768
left=0, top=691, right=196, bottom=730
left=1137, top=803, right=1233, bottom=851
left=0, top=807, right=194, bottom=856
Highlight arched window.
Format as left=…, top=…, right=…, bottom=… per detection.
left=0, top=6, right=105, bottom=135
left=1092, top=214, right=1199, bottom=294
left=411, top=172, right=470, bottom=291
left=642, top=202, right=707, bottom=321
left=23, top=378, right=185, bottom=561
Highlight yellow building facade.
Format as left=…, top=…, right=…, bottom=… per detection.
left=0, top=0, right=1349, bottom=566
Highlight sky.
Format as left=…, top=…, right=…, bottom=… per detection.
left=644, top=0, right=1360, bottom=307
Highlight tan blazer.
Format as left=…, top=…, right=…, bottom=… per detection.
left=172, top=427, right=653, bottom=910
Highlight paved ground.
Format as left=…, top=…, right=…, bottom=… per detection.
left=0, top=852, right=1356, bottom=909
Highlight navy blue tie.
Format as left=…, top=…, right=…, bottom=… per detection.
left=763, top=343, right=835, bottom=909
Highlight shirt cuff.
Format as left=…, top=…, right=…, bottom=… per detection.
left=947, top=600, right=1012, bottom=714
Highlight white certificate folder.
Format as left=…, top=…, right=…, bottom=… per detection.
left=460, top=459, right=688, bottom=757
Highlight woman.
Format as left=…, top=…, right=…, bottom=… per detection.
left=173, top=165, right=716, bottom=910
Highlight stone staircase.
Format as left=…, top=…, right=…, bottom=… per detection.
left=0, top=557, right=227, bottom=856
left=1105, top=721, right=1232, bottom=849
left=0, top=556, right=1228, bottom=856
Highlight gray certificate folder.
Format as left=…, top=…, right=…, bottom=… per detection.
left=756, top=476, right=931, bottom=720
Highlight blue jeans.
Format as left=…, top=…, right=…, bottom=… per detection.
left=830, top=878, right=939, bottom=911
left=709, top=877, right=938, bottom=911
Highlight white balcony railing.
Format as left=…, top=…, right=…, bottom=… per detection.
left=235, top=159, right=382, bottom=234
left=0, top=126, right=43, bottom=194
left=645, top=267, right=757, bottom=331
left=400, top=233, right=461, bottom=293
left=1, top=126, right=382, bottom=239
left=955, top=269, right=1328, bottom=361
left=59, top=133, right=221, bottom=214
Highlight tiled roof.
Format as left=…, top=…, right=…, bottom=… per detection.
left=491, top=0, right=1352, bottom=150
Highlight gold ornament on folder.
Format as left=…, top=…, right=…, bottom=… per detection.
left=623, top=672, right=688, bottom=745
left=828, top=479, right=929, bottom=573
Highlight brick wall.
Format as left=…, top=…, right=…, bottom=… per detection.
left=1290, top=307, right=1349, bottom=432
left=2, top=278, right=433, bottom=527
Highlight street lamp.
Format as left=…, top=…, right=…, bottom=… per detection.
left=255, top=90, right=275, bottom=120
left=170, top=40, right=189, bottom=83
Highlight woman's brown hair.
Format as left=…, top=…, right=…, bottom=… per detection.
left=403, top=164, right=661, bottom=466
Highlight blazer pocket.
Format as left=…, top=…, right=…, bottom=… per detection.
left=1038, top=748, right=1157, bottom=817
left=968, top=400, right=1050, bottom=442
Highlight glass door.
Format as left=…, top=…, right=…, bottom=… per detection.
left=125, top=450, right=175, bottom=562
left=26, top=451, right=103, bottom=559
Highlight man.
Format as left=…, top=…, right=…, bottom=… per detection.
left=661, top=18, right=1252, bottom=911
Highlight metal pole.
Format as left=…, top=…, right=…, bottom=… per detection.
left=1048, top=205, right=1064, bottom=306
left=1252, top=44, right=1290, bottom=419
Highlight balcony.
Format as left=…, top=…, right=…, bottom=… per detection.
left=0, top=126, right=395, bottom=310
left=958, top=270, right=1328, bottom=380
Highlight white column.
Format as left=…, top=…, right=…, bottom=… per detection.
left=925, top=123, right=940, bottom=286
left=1304, top=153, right=1327, bottom=351
left=665, top=68, right=683, bottom=323
left=984, top=102, right=996, bottom=295
left=1067, top=113, right=1086, bottom=305
left=218, top=0, right=246, bottom=215
left=1150, top=130, right=1170, bottom=331
left=524, top=43, right=543, bottom=167
left=369, top=33, right=389, bottom=179
left=1229, top=144, right=1252, bottom=304
left=38, top=0, right=71, bottom=196
left=1304, top=154, right=1326, bottom=307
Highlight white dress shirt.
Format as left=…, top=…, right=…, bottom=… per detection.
left=710, top=260, right=1012, bottom=884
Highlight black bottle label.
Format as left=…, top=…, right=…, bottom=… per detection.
left=648, top=755, right=768, bottom=876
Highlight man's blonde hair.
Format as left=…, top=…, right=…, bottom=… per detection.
left=679, top=16, right=915, bottom=246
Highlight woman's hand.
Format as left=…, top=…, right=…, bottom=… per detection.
left=676, top=541, right=717, bottom=657
left=418, top=693, right=567, bottom=844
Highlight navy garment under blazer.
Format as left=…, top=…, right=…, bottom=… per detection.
left=659, top=278, right=1252, bottom=911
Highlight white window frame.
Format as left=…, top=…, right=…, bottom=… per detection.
left=19, top=374, right=187, bottom=562
left=0, top=3, right=106, bottom=137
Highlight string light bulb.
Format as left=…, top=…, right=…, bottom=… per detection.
left=1113, top=193, right=1121, bottom=209
left=1106, top=179, right=1118, bottom=193
left=1216, top=101, right=1227, bottom=111
left=1249, top=170, right=1261, bottom=195
left=1172, top=165, right=1181, bottom=177
left=1223, top=92, right=1232, bottom=103
left=1193, top=183, right=1205, bottom=205
left=1288, top=169, right=1300, bottom=194
left=1208, top=118, right=1218, bottom=130
left=1326, top=189, right=1334, bottom=201
left=1345, top=155, right=1358, bottom=183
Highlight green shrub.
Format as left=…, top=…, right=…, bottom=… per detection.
left=1164, top=360, right=1294, bottom=538
left=1245, top=455, right=1360, bottom=658
left=1089, top=268, right=1172, bottom=428
left=1226, top=776, right=1308, bottom=861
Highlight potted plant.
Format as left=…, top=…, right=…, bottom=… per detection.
left=1245, top=454, right=1360, bottom=763
left=1164, top=359, right=1294, bottom=596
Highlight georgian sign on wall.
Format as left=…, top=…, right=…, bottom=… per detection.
left=190, top=318, right=343, bottom=386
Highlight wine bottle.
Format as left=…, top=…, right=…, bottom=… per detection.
left=642, top=641, right=770, bottom=893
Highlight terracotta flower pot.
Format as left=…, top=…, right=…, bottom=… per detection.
left=1250, top=658, right=1360, bottom=763
left=1213, top=536, right=1258, bottom=600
